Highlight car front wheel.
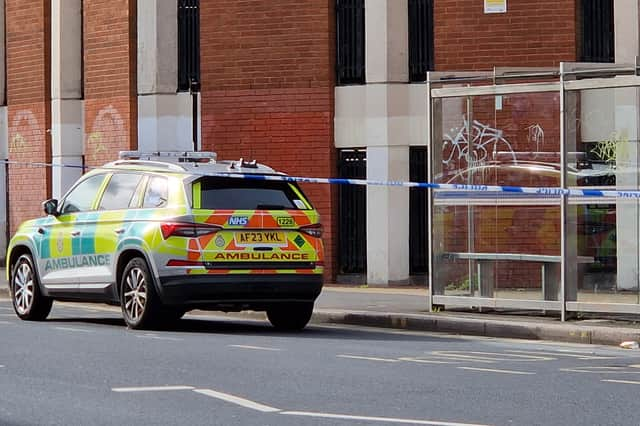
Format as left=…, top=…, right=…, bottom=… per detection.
left=11, top=253, right=52, bottom=321
left=267, top=302, right=314, bottom=331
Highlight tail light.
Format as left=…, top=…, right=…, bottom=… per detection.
left=160, top=223, right=221, bottom=239
left=300, top=223, right=323, bottom=238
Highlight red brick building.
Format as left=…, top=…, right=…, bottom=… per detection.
left=0, top=0, right=619, bottom=285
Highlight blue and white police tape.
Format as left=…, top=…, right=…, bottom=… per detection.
left=3, top=159, right=639, bottom=199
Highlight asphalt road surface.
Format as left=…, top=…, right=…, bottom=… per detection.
left=1, top=298, right=640, bottom=426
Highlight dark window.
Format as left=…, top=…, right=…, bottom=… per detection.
left=338, top=149, right=366, bottom=274
left=580, top=0, right=614, bottom=63
left=99, top=173, right=143, bottom=211
left=143, top=177, right=169, bottom=209
left=60, top=174, right=107, bottom=214
left=336, top=0, right=365, bottom=85
left=409, top=147, right=428, bottom=274
left=198, top=178, right=309, bottom=210
left=408, top=0, right=434, bottom=82
left=178, top=0, right=200, bottom=91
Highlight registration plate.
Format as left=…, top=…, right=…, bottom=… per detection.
left=234, top=231, right=286, bottom=246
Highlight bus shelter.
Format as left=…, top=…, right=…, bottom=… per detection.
left=427, top=62, right=640, bottom=320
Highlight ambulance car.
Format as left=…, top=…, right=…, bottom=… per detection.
left=6, top=152, right=324, bottom=330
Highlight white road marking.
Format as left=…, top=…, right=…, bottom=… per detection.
left=281, top=411, right=491, bottom=426
left=458, top=367, right=535, bottom=375
left=0, top=320, right=11, bottom=325
left=432, top=351, right=552, bottom=362
left=112, top=385, right=194, bottom=392
left=602, top=379, right=640, bottom=385
left=337, top=354, right=399, bottom=363
left=0, top=313, right=15, bottom=317
left=137, top=334, right=183, bottom=341
left=193, top=388, right=280, bottom=413
left=229, top=344, right=281, bottom=351
left=399, top=357, right=457, bottom=365
left=54, top=327, right=93, bottom=333
left=0, top=365, right=4, bottom=368
left=561, top=366, right=640, bottom=374
left=506, top=349, right=616, bottom=360
left=111, top=384, right=490, bottom=425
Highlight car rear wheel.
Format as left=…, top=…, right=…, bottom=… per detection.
left=267, top=302, right=313, bottom=331
left=120, top=257, right=159, bottom=329
left=11, top=254, right=53, bottom=321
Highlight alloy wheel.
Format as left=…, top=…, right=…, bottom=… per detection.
left=123, top=267, right=147, bottom=322
left=13, top=261, right=34, bottom=315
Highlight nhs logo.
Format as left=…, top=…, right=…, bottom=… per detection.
left=228, top=216, right=249, bottom=226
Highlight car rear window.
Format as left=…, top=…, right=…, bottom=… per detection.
left=197, top=177, right=310, bottom=210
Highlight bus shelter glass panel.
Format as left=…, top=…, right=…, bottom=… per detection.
left=565, top=87, right=640, bottom=304
left=432, top=92, right=562, bottom=300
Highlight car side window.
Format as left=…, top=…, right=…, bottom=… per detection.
left=143, top=176, right=169, bottom=208
left=59, top=174, right=107, bottom=215
left=99, top=173, right=143, bottom=211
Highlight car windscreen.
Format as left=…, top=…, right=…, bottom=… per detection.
left=197, top=177, right=310, bottom=210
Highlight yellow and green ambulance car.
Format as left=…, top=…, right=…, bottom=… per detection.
left=7, top=152, right=324, bottom=330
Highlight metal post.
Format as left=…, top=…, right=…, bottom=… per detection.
left=465, top=95, right=475, bottom=297
left=426, top=74, right=434, bottom=312
left=559, top=63, right=567, bottom=322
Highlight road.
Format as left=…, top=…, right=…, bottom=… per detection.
left=1, top=298, right=640, bottom=426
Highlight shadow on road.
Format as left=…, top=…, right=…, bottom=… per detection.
left=46, top=315, right=459, bottom=343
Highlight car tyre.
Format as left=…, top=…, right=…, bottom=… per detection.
left=11, top=253, right=53, bottom=321
left=120, top=257, right=160, bottom=329
left=267, top=302, right=313, bottom=331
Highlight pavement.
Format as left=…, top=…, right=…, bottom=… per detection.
left=2, top=268, right=640, bottom=347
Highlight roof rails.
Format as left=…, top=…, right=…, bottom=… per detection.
left=119, top=151, right=217, bottom=163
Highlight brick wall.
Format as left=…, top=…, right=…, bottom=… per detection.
left=200, top=1, right=337, bottom=279
left=435, top=0, right=577, bottom=70
left=83, top=0, right=137, bottom=167
left=6, top=0, right=51, bottom=233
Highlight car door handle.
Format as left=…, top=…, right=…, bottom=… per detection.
left=114, top=228, right=125, bottom=235
left=71, top=231, right=81, bottom=237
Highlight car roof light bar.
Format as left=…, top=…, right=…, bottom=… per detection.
left=118, top=151, right=217, bottom=163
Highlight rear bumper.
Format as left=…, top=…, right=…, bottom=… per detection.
left=156, top=274, right=323, bottom=310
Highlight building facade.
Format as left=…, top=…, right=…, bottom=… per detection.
left=0, top=0, right=630, bottom=287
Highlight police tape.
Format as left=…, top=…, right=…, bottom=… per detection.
left=3, top=159, right=640, bottom=199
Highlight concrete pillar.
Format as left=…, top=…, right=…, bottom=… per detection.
left=365, top=0, right=408, bottom=83
left=367, top=145, right=410, bottom=284
left=51, top=0, right=83, bottom=199
left=614, top=0, right=640, bottom=291
left=363, top=0, right=410, bottom=285
left=137, top=0, right=194, bottom=152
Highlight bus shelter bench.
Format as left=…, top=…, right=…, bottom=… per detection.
left=441, top=252, right=593, bottom=300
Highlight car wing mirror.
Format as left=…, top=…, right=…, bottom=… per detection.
left=43, top=199, right=59, bottom=216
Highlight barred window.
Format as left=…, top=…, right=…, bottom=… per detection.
left=580, top=0, right=614, bottom=63
left=336, top=0, right=365, bottom=85
left=408, top=0, right=434, bottom=82
left=178, top=0, right=200, bottom=91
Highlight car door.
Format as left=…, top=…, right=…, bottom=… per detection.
left=87, top=172, right=145, bottom=288
left=37, top=173, right=108, bottom=288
